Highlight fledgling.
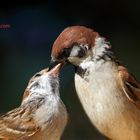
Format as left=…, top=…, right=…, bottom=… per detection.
left=0, top=63, right=67, bottom=140
left=51, top=26, right=140, bottom=140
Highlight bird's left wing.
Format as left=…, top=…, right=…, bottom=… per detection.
left=0, top=107, right=40, bottom=139
left=119, top=65, right=140, bottom=109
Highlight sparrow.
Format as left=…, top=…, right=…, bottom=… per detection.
left=0, top=63, right=67, bottom=140
left=50, top=25, right=140, bottom=140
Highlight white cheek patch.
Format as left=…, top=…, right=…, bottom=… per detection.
left=70, top=45, right=81, bottom=57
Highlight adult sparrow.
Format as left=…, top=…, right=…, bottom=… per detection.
left=0, top=63, right=67, bottom=140
left=51, top=26, right=140, bottom=140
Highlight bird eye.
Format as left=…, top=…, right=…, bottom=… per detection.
left=58, top=48, right=71, bottom=59
left=77, top=47, right=86, bottom=58
left=34, top=73, right=42, bottom=77
left=62, top=48, right=71, bottom=57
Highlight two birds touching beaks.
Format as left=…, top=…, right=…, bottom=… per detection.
left=1, top=26, right=140, bottom=140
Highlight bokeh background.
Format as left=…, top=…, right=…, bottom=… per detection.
left=0, top=0, right=140, bottom=140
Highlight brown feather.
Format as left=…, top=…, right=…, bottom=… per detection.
left=119, top=65, right=140, bottom=109
left=0, top=107, right=40, bottom=139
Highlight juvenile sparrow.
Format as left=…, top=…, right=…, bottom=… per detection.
left=0, top=63, right=67, bottom=140
left=51, top=26, right=140, bottom=140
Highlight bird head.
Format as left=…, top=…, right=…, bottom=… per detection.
left=22, top=63, right=63, bottom=102
left=51, top=25, right=113, bottom=69
left=51, top=26, right=102, bottom=66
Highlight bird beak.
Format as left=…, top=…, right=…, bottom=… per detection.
left=48, top=61, right=64, bottom=76
left=49, top=60, right=60, bottom=71
left=49, top=56, right=66, bottom=70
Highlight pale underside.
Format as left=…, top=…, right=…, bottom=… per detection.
left=75, top=61, right=140, bottom=140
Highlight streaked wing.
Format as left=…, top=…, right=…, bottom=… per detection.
left=0, top=107, right=40, bottom=139
left=119, top=65, right=140, bottom=109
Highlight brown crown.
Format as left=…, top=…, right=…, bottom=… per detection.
left=51, top=26, right=99, bottom=59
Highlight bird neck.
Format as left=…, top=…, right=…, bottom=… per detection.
left=21, top=77, right=60, bottom=105
left=76, top=37, right=120, bottom=77
left=92, top=37, right=117, bottom=62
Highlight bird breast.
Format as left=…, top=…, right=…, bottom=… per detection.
left=34, top=95, right=67, bottom=140
left=74, top=61, right=140, bottom=140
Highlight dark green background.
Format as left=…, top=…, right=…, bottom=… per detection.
left=0, top=0, right=140, bottom=139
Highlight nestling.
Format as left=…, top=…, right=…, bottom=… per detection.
left=0, top=63, right=67, bottom=140
left=51, top=26, right=140, bottom=140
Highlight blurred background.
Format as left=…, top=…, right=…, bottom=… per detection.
left=0, top=0, right=140, bottom=139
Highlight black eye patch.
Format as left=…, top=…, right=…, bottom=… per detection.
left=77, top=47, right=86, bottom=58
left=58, top=48, right=72, bottom=59
left=62, top=48, right=71, bottom=57
left=58, top=44, right=87, bottom=59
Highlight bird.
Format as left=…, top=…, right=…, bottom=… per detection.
left=50, top=25, right=140, bottom=140
left=0, top=63, right=68, bottom=140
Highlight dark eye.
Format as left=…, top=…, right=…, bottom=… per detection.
left=30, top=81, right=40, bottom=89
left=62, top=48, right=71, bottom=57
left=78, top=47, right=86, bottom=58
left=58, top=48, right=71, bottom=59
left=34, top=73, right=42, bottom=77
